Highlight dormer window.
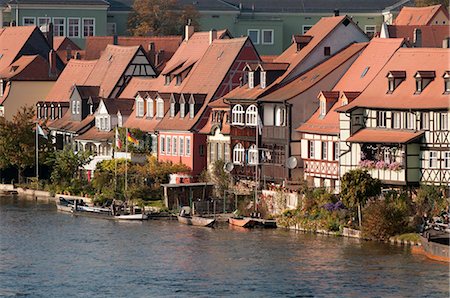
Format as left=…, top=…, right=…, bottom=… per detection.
left=232, top=104, right=244, bottom=125
left=170, top=102, right=175, bottom=117
left=179, top=95, right=186, bottom=118
left=320, top=100, right=326, bottom=117
left=50, top=104, right=55, bottom=120
left=248, top=71, right=254, bottom=89
left=324, top=47, right=331, bottom=56
left=72, top=101, right=76, bottom=115
left=146, top=97, right=154, bottom=118
left=44, top=105, right=48, bottom=118
left=76, top=101, right=80, bottom=114
left=156, top=97, right=164, bottom=118
left=443, top=71, right=450, bottom=93
left=165, top=75, right=171, bottom=85
left=260, top=71, right=266, bottom=89
left=89, top=103, right=93, bottom=115
left=414, top=71, right=435, bottom=94
left=37, top=104, right=41, bottom=119
left=189, top=95, right=195, bottom=119
left=387, top=71, right=406, bottom=93
left=176, top=75, right=182, bottom=86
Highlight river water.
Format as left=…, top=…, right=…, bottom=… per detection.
left=0, top=196, right=448, bottom=297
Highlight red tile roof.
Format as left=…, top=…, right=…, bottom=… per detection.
left=0, top=55, right=55, bottom=81
left=48, top=113, right=94, bottom=133
left=0, top=26, right=37, bottom=74
left=75, top=126, right=114, bottom=142
left=102, top=98, right=134, bottom=116
left=261, top=43, right=368, bottom=102
left=394, top=5, right=449, bottom=26
left=45, top=59, right=97, bottom=102
left=337, top=48, right=450, bottom=111
left=53, top=37, right=81, bottom=51
left=345, top=129, right=424, bottom=144
left=297, top=38, right=404, bottom=135
left=387, top=25, right=450, bottom=47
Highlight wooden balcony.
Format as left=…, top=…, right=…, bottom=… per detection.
left=262, top=126, right=289, bottom=142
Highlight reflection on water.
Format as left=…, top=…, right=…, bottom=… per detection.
left=0, top=196, right=448, bottom=297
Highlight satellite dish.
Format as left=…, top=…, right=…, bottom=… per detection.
left=286, top=157, right=298, bottom=169
left=224, top=162, right=234, bottom=173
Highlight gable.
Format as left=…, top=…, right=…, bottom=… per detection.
left=96, top=100, right=108, bottom=115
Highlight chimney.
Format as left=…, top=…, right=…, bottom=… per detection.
left=113, top=34, right=118, bottom=45
left=209, top=29, right=217, bottom=44
left=155, top=49, right=164, bottom=67
left=443, top=37, right=450, bottom=48
left=66, top=45, right=72, bottom=62
left=334, top=9, right=339, bottom=16
left=185, top=19, right=194, bottom=42
left=46, top=22, right=54, bottom=50
left=48, top=50, right=57, bottom=78
left=413, top=28, right=422, bottom=47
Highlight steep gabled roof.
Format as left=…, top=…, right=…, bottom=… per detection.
left=297, top=38, right=404, bottom=135
left=101, top=98, right=134, bottom=115
left=338, top=48, right=450, bottom=112
left=394, top=4, right=449, bottom=25
left=0, top=55, right=55, bottom=81
left=387, top=25, right=450, bottom=47
left=0, top=26, right=37, bottom=73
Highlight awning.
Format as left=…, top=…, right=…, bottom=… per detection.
left=346, top=129, right=424, bottom=144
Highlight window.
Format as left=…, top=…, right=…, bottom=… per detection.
left=44, top=105, right=48, bottom=118
left=210, top=142, right=216, bottom=162
left=429, top=151, right=438, bottom=168
left=136, top=98, right=144, bottom=117
left=199, top=145, right=205, bottom=156
left=388, top=79, right=394, bottom=92
left=176, top=75, right=182, bottom=85
left=173, top=137, right=177, bottom=155
left=0, top=79, right=3, bottom=97
left=53, top=18, right=65, bottom=37
left=233, top=143, right=245, bottom=164
left=189, top=103, right=195, bottom=119
left=444, top=152, right=450, bottom=169
left=308, top=141, right=314, bottom=159
left=170, top=102, right=175, bottom=118
left=444, top=72, right=450, bottom=93
left=50, top=105, right=55, bottom=120
left=405, top=112, right=415, bottom=130
left=185, top=137, right=191, bottom=156
left=218, top=142, right=223, bottom=160
left=38, top=17, right=51, bottom=28
left=321, top=142, right=327, bottom=160
left=156, top=98, right=164, bottom=118
left=275, top=106, right=286, bottom=126
left=118, top=113, right=123, bottom=127
left=320, top=100, right=326, bottom=117
left=248, top=144, right=258, bottom=165
left=166, top=137, right=171, bottom=154
left=72, top=101, right=76, bottom=115
left=179, top=137, right=184, bottom=156
left=248, top=29, right=259, bottom=44
left=23, top=17, right=35, bottom=26
left=392, top=112, right=401, bottom=129
left=83, top=18, right=95, bottom=37
left=37, top=104, right=41, bottom=119
left=260, top=71, right=266, bottom=89
left=107, top=23, right=117, bottom=35
left=262, top=30, right=274, bottom=45
left=333, top=142, right=339, bottom=161
left=76, top=101, right=80, bottom=114
left=416, top=79, right=423, bottom=93
left=165, top=76, right=171, bottom=85
left=376, top=111, right=386, bottom=128
left=440, top=112, right=448, bottom=130
left=100, top=117, right=105, bottom=130
left=421, top=112, right=429, bottom=130
left=365, top=25, right=376, bottom=38
left=232, top=104, right=244, bottom=125
left=248, top=71, right=254, bottom=89
left=324, top=47, right=331, bottom=56
left=180, top=102, right=185, bottom=118
left=160, top=136, right=165, bottom=154
left=146, top=98, right=154, bottom=118
left=68, top=18, right=80, bottom=38
left=302, top=25, right=313, bottom=34
left=246, top=105, right=257, bottom=126
left=224, top=144, right=230, bottom=162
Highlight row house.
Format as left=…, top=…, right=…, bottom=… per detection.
left=39, top=44, right=156, bottom=151
left=337, top=48, right=450, bottom=188
left=297, top=38, right=404, bottom=192
left=0, top=26, right=64, bottom=120
left=224, top=15, right=369, bottom=183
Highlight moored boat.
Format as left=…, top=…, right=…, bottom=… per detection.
left=177, top=206, right=215, bottom=227
left=228, top=217, right=257, bottom=228
left=114, top=213, right=149, bottom=220
left=419, top=228, right=450, bottom=263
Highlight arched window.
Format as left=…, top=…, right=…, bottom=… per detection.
left=233, top=143, right=245, bottom=164
left=275, top=106, right=286, bottom=126
left=232, top=104, right=244, bottom=125
left=246, top=105, right=257, bottom=126
left=248, top=144, right=258, bottom=165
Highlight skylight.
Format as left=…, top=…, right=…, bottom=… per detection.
left=361, top=66, right=370, bottom=78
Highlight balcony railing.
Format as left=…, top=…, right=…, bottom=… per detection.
left=262, top=126, right=288, bottom=140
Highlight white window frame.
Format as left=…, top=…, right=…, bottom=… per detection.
left=180, top=102, right=185, bottom=118
left=160, top=136, right=165, bottom=155
left=72, top=101, right=76, bottom=115
left=38, top=17, right=51, bottom=28
left=136, top=98, right=144, bottom=117
left=37, top=104, right=41, bottom=119
left=248, top=144, right=258, bottom=165
left=156, top=98, right=164, bottom=118
left=185, top=137, right=191, bottom=156
left=247, top=29, right=259, bottom=44
left=364, top=25, right=376, bottom=37
left=53, top=17, right=66, bottom=37
left=232, top=104, right=244, bottom=125
left=245, top=105, right=257, bottom=126
left=166, top=136, right=171, bottom=154
left=405, top=112, right=415, bottom=130
left=320, top=100, right=326, bottom=117
left=146, top=98, right=154, bottom=118
left=68, top=18, right=81, bottom=38
left=189, top=103, right=195, bottom=119
left=302, top=25, right=313, bottom=35
left=179, top=137, right=184, bottom=157
left=260, top=71, right=266, bottom=89
left=275, top=106, right=286, bottom=127
left=377, top=111, right=386, bottom=128
left=76, top=101, right=80, bottom=114
left=429, top=151, right=438, bottom=168
left=22, top=17, right=36, bottom=26
left=248, top=71, right=254, bottom=89
left=233, top=143, right=245, bottom=165
left=444, top=152, right=450, bottom=169
left=82, top=18, right=95, bottom=37
left=392, top=112, right=401, bottom=129
left=421, top=112, right=429, bottom=130
left=308, top=141, right=314, bottom=159
left=321, top=142, right=327, bottom=160
left=334, top=142, right=339, bottom=161
left=440, top=112, right=448, bottom=131
left=172, top=136, right=177, bottom=155
left=261, top=29, right=274, bottom=45
left=170, top=102, right=175, bottom=118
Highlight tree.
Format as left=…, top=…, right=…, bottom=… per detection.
left=415, top=0, right=449, bottom=7
left=209, top=160, right=231, bottom=197
left=0, top=106, right=53, bottom=183
left=413, top=185, right=447, bottom=217
left=340, top=169, right=382, bottom=228
left=50, top=147, right=91, bottom=186
left=128, top=0, right=199, bottom=36
left=134, top=155, right=190, bottom=185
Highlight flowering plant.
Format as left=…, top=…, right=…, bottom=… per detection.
left=359, top=159, right=375, bottom=169
left=375, top=160, right=388, bottom=169
left=388, top=162, right=403, bottom=171
left=323, top=201, right=346, bottom=212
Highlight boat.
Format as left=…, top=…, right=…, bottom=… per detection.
left=177, top=206, right=215, bottom=227
left=419, top=227, right=450, bottom=263
left=114, top=212, right=149, bottom=220
left=228, top=217, right=257, bottom=228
